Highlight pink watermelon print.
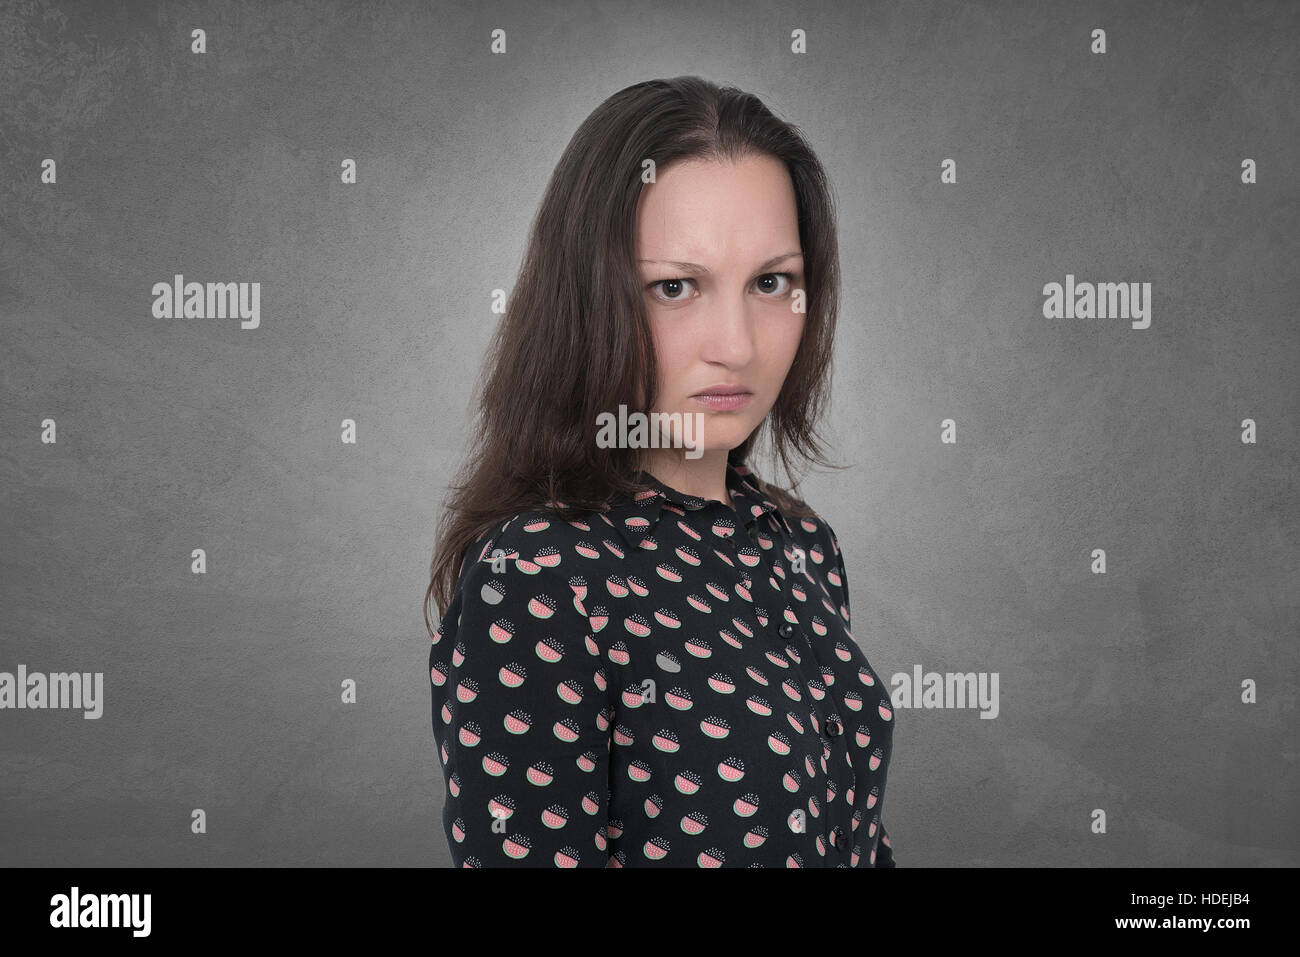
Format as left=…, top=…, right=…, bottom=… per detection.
left=428, top=461, right=895, bottom=867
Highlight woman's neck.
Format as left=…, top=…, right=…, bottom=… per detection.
left=640, top=449, right=734, bottom=509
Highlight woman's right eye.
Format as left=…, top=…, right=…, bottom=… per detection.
left=648, top=278, right=697, bottom=302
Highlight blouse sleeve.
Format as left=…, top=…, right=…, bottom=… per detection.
left=827, top=518, right=898, bottom=869
left=429, top=519, right=612, bottom=867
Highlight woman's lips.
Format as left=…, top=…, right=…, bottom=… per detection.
left=692, top=392, right=753, bottom=411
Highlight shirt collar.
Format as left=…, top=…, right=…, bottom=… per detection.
left=599, top=460, right=795, bottom=550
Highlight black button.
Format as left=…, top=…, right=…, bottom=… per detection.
left=778, top=622, right=795, bottom=638
left=825, top=718, right=841, bottom=737
left=832, top=825, right=845, bottom=847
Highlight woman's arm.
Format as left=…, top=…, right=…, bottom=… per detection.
left=429, top=519, right=612, bottom=867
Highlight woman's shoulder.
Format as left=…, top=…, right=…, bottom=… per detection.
left=466, top=504, right=614, bottom=558
left=454, top=505, right=617, bottom=601
left=752, top=477, right=840, bottom=560
left=444, top=506, right=607, bottom=632
left=789, top=505, right=841, bottom=550
left=741, top=467, right=840, bottom=550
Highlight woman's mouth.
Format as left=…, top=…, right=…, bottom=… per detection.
left=691, top=386, right=753, bottom=411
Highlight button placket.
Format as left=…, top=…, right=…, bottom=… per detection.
left=771, top=525, right=862, bottom=858
left=742, top=509, right=857, bottom=861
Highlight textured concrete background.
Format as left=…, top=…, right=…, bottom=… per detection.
left=1, top=0, right=1296, bottom=866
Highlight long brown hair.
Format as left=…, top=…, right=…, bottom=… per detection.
left=424, top=75, right=844, bottom=632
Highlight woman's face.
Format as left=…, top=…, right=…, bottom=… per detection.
left=635, top=154, right=807, bottom=456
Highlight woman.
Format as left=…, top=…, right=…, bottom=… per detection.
left=424, top=76, right=896, bottom=867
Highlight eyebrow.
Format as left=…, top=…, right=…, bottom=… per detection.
left=637, top=251, right=803, bottom=275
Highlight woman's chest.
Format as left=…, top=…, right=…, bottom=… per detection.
left=572, top=525, right=894, bottom=863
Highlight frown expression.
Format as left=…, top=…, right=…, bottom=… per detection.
left=635, top=154, right=807, bottom=453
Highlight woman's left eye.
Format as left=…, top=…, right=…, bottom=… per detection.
left=755, top=273, right=794, bottom=295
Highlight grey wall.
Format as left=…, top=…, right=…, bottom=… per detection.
left=1, top=0, right=1296, bottom=866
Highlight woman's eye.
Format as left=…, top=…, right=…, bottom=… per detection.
left=647, top=273, right=797, bottom=303
left=755, top=273, right=794, bottom=296
left=649, top=278, right=697, bottom=302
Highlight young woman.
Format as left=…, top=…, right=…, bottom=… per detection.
left=424, top=76, right=896, bottom=867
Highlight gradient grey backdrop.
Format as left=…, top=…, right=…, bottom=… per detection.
left=2, top=0, right=1296, bottom=866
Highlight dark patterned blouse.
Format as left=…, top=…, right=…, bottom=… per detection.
left=428, top=461, right=896, bottom=867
